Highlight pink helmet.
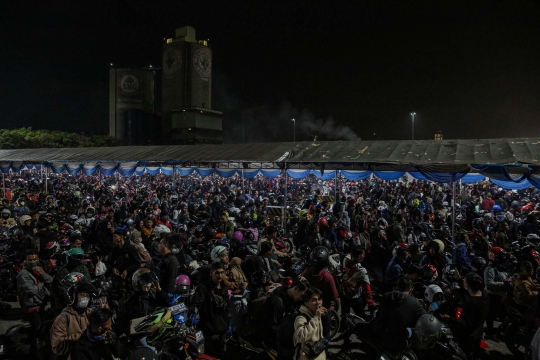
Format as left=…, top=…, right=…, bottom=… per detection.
left=232, top=231, right=243, bottom=242
left=174, top=274, right=191, bottom=295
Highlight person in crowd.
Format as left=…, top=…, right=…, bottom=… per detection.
left=385, top=246, right=410, bottom=288
left=483, top=247, right=510, bottom=341
left=191, top=262, right=230, bottom=358
left=216, top=212, right=235, bottom=238
left=50, top=282, right=98, bottom=357
left=69, top=307, right=117, bottom=360
left=372, top=277, right=426, bottom=352
left=109, top=229, right=141, bottom=285
left=441, top=271, right=489, bottom=359
left=17, top=249, right=54, bottom=354
left=302, top=246, right=340, bottom=340
left=513, top=260, right=540, bottom=311
left=157, top=234, right=180, bottom=294
left=293, top=287, right=327, bottom=360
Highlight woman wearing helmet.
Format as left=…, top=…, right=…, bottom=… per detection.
left=440, top=272, right=489, bottom=358
left=50, top=282, right=98, bottom=356
left=54, top=248, right=92, bottom=311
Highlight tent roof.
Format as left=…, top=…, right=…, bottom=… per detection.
left=0, top=138, right=539, bottom=168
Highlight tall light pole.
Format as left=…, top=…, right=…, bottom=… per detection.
left=292, top=118, right=296, bottom=142
left=411, top=112, right=416, bottom=140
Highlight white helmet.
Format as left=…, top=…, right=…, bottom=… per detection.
left=424, top=284, right=444, bottom=304
left=210, top=245, right=229, bottom=263
left=154, top=224, right=171, bottom=237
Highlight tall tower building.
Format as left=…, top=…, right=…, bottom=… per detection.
left=109, top=67, right=159, bottom=144
left=162, top=26, right=223, bottom=144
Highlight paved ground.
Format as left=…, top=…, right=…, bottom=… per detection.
left=0, top=300, right=515, bottom=359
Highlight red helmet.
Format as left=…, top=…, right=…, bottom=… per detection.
left=348, top=198, right=357, bottom=206
left=318, top=217, right=329, bottom=228
left=488, top=247, right=508, bottom=264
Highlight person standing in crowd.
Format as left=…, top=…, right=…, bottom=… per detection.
left=17, top=249, right=53, bottom=356
left=293, top=287, right=327, bottom=360
left=69, top=308, right=117, bottom=360
left=191, top=262, right=230, bottom=358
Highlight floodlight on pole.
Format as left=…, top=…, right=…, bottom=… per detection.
left=292, top=118, right=296, bottom=142
left=411, top=112, right=416, bottom=141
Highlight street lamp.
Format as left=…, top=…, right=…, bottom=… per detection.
left=410, top=112, right=416, bottom=140
left=292, top=118, right=296, bottom=142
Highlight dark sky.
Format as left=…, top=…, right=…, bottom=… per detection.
left=1, top=1, right=539, bottom=143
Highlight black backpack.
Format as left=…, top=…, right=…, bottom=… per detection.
left=276, top=309, right=309, bottom=359
left=239, top=294, right=270, bottom=341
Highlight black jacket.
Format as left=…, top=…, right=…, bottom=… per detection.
left=109, top=243, right=141, bottom=277
left=191, top=279, right=229, bottom=335
left=372, top=291, right=426, bottom=350
left=160, top=253, right=179, bottom=294
left=35, top=229, right=58, bottom=260
left=446, top=289, right=489, bottom=350
left=264, top=286, right=298, bottom=347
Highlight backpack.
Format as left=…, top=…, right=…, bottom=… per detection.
left=40, top=311, right=70, bottom=355
left=276, top=309, right=309, bottom=359
left=239, top=294, right=270, bottom=340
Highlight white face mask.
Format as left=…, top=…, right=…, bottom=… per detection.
left=77, top=296, right=90, bottom=308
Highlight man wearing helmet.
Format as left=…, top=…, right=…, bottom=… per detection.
left=53, top=248, right=92, bottom=311
left=0, top=207, right=16, bottom=229
left=50, top=282, right=98, bottom=357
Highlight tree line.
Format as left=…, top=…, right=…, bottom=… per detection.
left=0, top=128, right=123, bottom=148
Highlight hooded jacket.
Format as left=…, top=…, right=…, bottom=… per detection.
left=226, top=257, right=248, bottom=290
left=293, top=305, right=326, bottom=360
left=191, top=278, right=229, bottom=335
left=50, top=306, right=89, bottom=356
left=301, top=267, right=339, bottom=309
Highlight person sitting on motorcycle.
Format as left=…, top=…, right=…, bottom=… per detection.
left=69, top=307, right=117, bottom=360
left=14, top=197, right=30, bottom=217
left=216, top=212, right=234, bottom=238
left=304, top=222, right=323, bottom=249
left=494, top=220, right=510, bottom=249
left=340, top=246, right=374, bottom=318
left=513, top=260, right=540, bottom=311
left=385, top=246, right=410, bottom=289
left=155, top=211, right=172, bottom=231
left=258, top=226, right=292, bottom=264
left=419, top=241, right=448, bottom=280
left=301, top=246, right=340, bottom=340
left=521, top=214, right=540, bottom=237
left=119, top=268, right=159, bottom=333
left=452, top=233, right=474, bottom=274
left=50, top=282, right=98, bottom=357
left=54, top=248, right=92, bottom=310
left=0, top=207, right=16, bottom=229
left=109, top=229, right=141, bottom=286
left=372, top=277, right=426, bottom=352
left=236, top=209, right=253, bottom=230
left=440, top=271, right=489, bottom=359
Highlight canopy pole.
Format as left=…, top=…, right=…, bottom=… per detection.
left=452, top=181, right=456, bottom=243
left=283, top=169, right=288, bottom=230
left=45, top=166, right=48, bottom=193
left=2, top=173, right=5, bottom=200
left=334, top=170, right=338, bottom=199
left=242, top=168, right=245, bottom=192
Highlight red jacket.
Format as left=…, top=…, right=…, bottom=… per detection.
left=301, top=267, right=339, bottom=309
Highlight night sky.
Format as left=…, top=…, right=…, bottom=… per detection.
left=1, top=1, right=539, bottom=143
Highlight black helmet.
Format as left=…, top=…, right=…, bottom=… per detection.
left=310, top=246, right=329, bottom=268
left=471, top=256, right=487, bottom=271
left=66, top=282, right=97, bottom=306
left=322, top=239, right=333, bottom=251
left=7, top=226, right=23, bottom=239
left=414, top=314, right=442, bottom=349
left=251, top=270, right=270, bottom=286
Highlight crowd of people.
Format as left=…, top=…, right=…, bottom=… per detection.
left=0, top=171, right=539, bottom=360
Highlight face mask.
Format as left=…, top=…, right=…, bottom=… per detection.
left=26, top=260, right=39, bottom=270
left=171, top=248, right=180, bottom=255
left=77, top=296, right=90, bottom=308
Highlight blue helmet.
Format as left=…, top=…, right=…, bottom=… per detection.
left=492, top=205, right=502, bottom=213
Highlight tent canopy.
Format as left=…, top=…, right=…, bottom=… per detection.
left=0, top=138, right=539, bottom=166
